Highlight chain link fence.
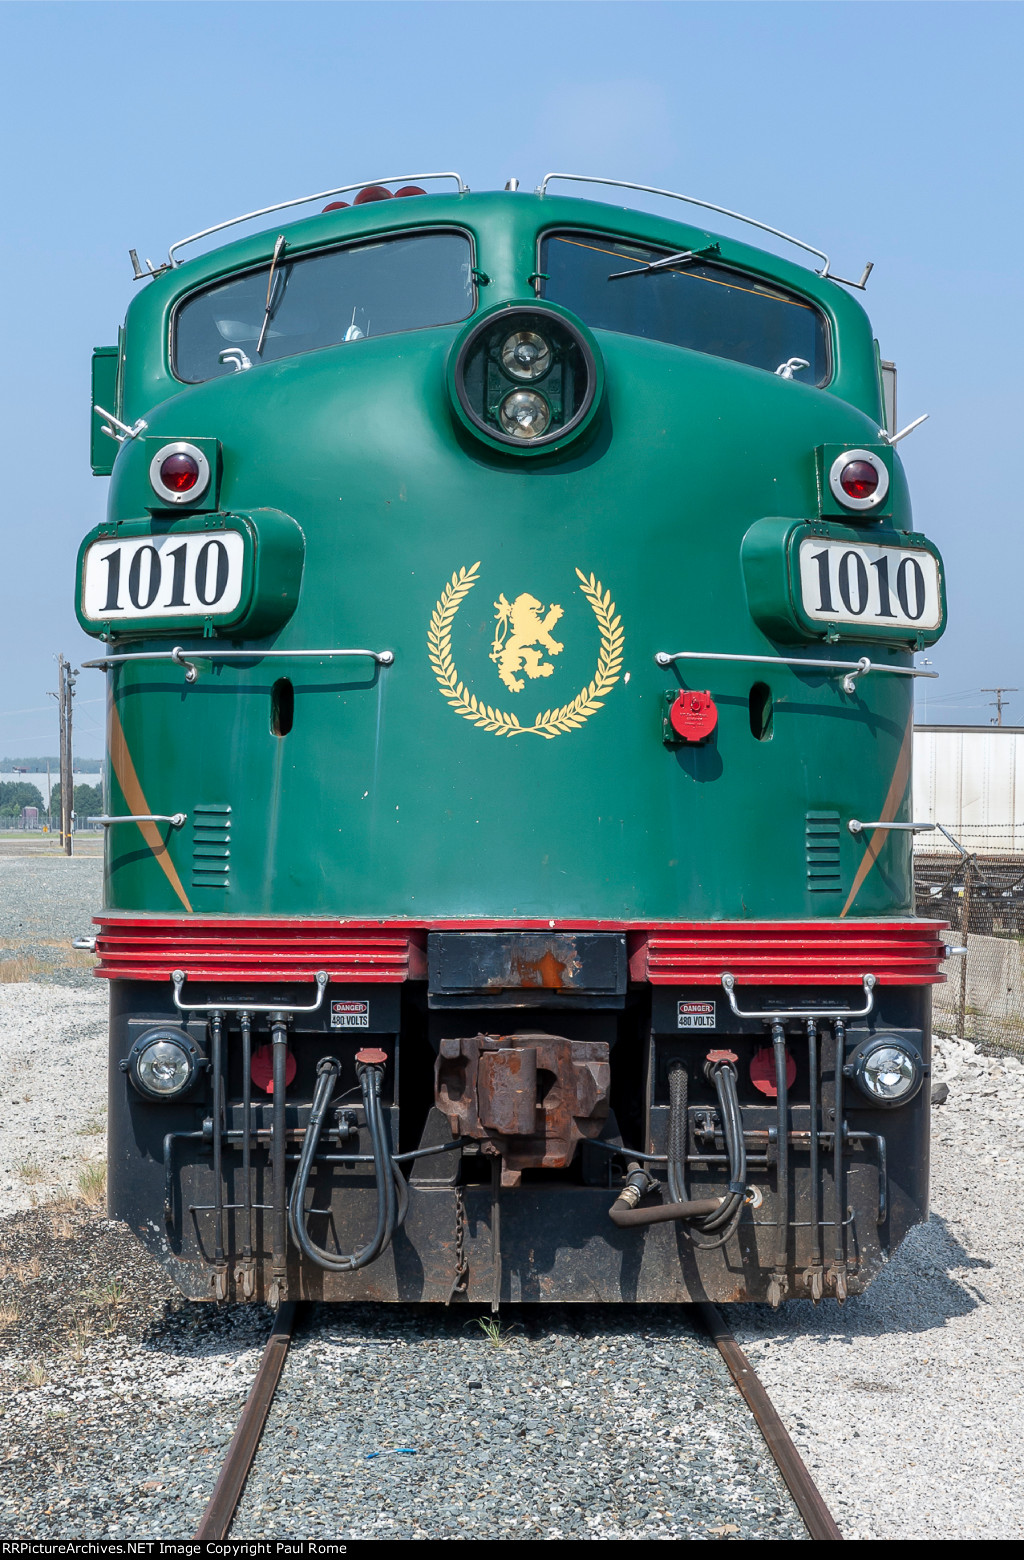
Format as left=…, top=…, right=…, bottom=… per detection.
left=915, top=827, right=1024, bottom=1055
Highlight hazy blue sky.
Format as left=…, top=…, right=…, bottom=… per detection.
left=1, top=0, right=1020, bottom=758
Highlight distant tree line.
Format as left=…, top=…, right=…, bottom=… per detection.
left=0, top=779, right=104, bottom=822
left=0, top=781, right=46, bottom=818
left=49, top=783, right=104, bottom=819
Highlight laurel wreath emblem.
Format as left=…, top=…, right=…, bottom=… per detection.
left=428, top=563, right=624, bottom=738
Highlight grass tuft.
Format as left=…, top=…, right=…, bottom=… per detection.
left=0, top=954, right=47, bottom=982
left=77, top=1161, right=107, bottom=1207
left=476, top=1316, right=519, bottom=1348
left=70, top=1323, right=92, bottom=1362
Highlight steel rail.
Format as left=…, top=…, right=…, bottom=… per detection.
left=696, top=1302, right=843, bottom=1541
left=195, top=1301, right=301, bottom=1540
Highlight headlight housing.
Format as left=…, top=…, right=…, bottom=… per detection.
left=845, top=1033, right=926, bottom=1107
left=448, top=302, right=603, bottom=454
left=122, top=1025, right=205, bottom=1100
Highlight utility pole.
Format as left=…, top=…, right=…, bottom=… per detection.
left=49, top=655, right=78, bottom=855
left=982, top=688, right=1017, bottom=726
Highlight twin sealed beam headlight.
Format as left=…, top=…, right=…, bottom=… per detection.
left=501, top=329, right=551, bottom=381
left=448, top=303, right=603, bottom=454
left=121, top=1025, right=205, bottom=1100
left=845, top=1034, right=926, bottom=1107
left=499, top=389, right=551, bottom=439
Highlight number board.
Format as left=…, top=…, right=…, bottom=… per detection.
left=81, top=531, right=246, bottom=623
left=76, top=508, right=305, bottom=642
left=797, top=538, right=942, bottom=632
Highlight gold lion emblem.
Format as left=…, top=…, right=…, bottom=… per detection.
left=489, top=593, right=565, bottom=692
left=428, top=565, right=624, bottom=739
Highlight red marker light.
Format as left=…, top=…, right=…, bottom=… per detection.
left=353, top=185, right=393, bottom=204
left=322, top=200, right=350, bottom=212
left=159, top=452, right=200, bottom=493
left=393, top=185, right=426, bottom=198
left=250, top=1043, right=297, bottom=1094
left=750, top=1045, right=797, bottom=1097
left=838, top=459, right=880, bottom=501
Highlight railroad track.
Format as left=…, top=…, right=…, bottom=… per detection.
left=196, top=1303, right=841, bottom=1541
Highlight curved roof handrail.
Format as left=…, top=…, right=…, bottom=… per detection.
left=167, top=171, right=469, bottom=267
left=535, top=172, right=832, bottom=277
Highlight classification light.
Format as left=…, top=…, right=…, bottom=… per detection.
left=149, top=441, right=211, bottom=505
left=828, top=448, right=889, bottom=512
left=160, top=452, right=200, bottom=493
left=839, top=460, right=879, bottom=500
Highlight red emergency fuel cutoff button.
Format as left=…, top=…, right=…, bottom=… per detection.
left=669, top=690, right=718, bottom=743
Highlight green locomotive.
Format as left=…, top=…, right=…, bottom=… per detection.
left=80, top=173, right=947, bottom=1306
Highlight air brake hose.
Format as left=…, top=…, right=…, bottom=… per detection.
left=609, top=1057, right=748, bottom=1238
left=667, top=1060, right=689, bottom=1206
left=287, top=1054, right=408, bottom=1271
left=699, top=1061, right=747, bottom=1233
left=609, top=1189, right=724, bottom=1227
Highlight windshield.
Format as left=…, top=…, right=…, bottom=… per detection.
left=174, top=230, right=475, bottom=382
left=539, top=233, right=828, bottom=384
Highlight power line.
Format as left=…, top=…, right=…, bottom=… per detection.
left=982, top=687, right=1018, bottom=727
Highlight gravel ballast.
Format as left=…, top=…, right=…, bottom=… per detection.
left=731, top=1031, right=1024, bottom=1541
left=0, top=856, right=106, bottom=1214
left=1, top=854, right=1023, bottom=1539
left=228, top=1307, right=803, bottom=1541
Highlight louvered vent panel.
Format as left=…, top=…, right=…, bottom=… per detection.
left=191, top=804, right=231, bottom=890
left=805, top=810, right=842, bottom=894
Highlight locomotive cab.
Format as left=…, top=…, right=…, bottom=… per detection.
left=81, top=174, right=946, bottom=1306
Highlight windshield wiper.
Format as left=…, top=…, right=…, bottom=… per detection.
left=608, top=242, right=720, bottom=281
left=256, top=234, right=286, bottom=355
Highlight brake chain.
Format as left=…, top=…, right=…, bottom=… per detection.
left=445, top=1185, right=469, bottom=1304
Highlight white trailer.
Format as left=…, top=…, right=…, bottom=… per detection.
left=913, top=724, right=1024, bottom=854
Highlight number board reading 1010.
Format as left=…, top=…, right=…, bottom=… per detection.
left=81, top=532, right=245, bottom=622
left=798, top=538, right=941, bottom=632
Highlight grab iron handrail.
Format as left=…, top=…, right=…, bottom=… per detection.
left=83, top=646, right=394, bottom=684
left=167, top=172, right=468, bottom=266
left=721, top=971, right=877, bottom=1022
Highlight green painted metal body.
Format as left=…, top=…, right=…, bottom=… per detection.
left=85, top=191, right=943, bottom=923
